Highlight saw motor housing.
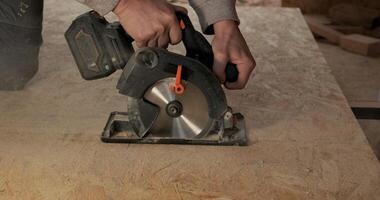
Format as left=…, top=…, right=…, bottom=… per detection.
left=65, top=11, right=247, bottom=145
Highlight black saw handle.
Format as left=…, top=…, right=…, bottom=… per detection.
left=65, top=11, right=238, bottom=82
left=65, top=11, right=134, bottom=80
left=176, top=12, right=239, bottom=83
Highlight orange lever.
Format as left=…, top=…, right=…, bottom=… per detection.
left=179, top=20, right=186, bottom=30
left=173, top=65, right=185, bottom=95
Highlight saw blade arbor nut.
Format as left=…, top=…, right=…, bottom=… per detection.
left=166, top=100, right=183, bottom=118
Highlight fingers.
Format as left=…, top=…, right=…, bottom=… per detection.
left=138, top=23, right=180, bottom=47
left=136, top=6, right=183, bottom=48
left=137, top=20, right=178, bottom=48
left=158, top=32, right=170, bottom=48
left=225, top=58, right=256, bottom=90
left=147, top=38, right=158, bottom=48
left=115, top=0, right=186, bottom=49
left=169, top=23, right=182, bottom=45
left=168, top=5, right=186, bottom=45
left=148, top=28, right=168, bottom=48
left=212, top=39, right=230, bottom=83
left=136, top=40, right=148, bottom=48
left=212, top=50, right=229, bottom=84
left=211, top=23, right=256, bottom=90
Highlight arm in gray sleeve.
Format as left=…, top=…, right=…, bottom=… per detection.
left=76, top=0, right=119, bottom=16
left=189, top=0, right=239, bottom=34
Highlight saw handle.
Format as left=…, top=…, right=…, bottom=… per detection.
left=65, top=11, right=134, bottom=80
left=176, top=12, right=239, bottom=83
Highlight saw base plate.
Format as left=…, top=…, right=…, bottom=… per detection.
left=101, top=111, right=248, bottom=146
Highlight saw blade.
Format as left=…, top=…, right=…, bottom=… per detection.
left=132, top=77, right=212, bottom=139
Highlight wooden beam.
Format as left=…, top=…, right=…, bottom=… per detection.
left=339, top=34, right=380, bottom=56
left=306, top=19, right=343, bottom=44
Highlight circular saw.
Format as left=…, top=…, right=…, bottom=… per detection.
left=65, top=11, right=247, bottom=145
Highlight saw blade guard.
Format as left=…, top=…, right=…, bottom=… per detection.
left=118, top=48, right=228, bottom=138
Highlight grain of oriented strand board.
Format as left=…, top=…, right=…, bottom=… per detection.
left=282, top=0, right=380, bottom=14
left=0, top=1, right=379, bottom=199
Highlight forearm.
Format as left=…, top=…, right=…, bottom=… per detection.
left=76, top=0, right=119, bottom=15
left=189, top=0, right=239, bottom=34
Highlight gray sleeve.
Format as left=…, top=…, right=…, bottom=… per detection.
left=189, top=0, right=239, bottom=34
left=76, top=0, right=119, bottom=16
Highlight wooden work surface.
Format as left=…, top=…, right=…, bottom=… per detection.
left=0, top=1, right=379, bottom=199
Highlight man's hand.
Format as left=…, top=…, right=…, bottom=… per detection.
left=114, top=0, right=187, bottom=48
left=212, top=20, right=256, bottom=89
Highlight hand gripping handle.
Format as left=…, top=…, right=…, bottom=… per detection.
left=176, top=12, right=239, bottom=83
left=65, top=10, right=239, bottom=82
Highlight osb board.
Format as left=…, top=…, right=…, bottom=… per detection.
left=169, top=0, right=282, bottom=7
left=0, top=1, right=379, bottom=199
left=283, top=0, right=380, bottom=14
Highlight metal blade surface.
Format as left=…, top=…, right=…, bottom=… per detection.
left=142, top=77, right=211, bottom=139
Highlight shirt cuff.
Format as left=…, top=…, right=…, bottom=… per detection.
left=189, top=0, right=240, bottom=34
left=76, top=0, right=119, bottom=16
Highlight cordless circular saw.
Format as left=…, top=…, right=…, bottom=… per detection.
left=65, top=11, right=247, bottom=145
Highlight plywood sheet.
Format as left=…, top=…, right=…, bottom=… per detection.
left=0, top=1, right=379, bottom=199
